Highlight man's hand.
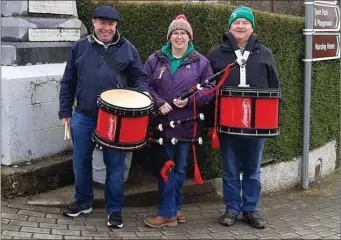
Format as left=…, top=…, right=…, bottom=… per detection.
left=173, top=98, right=188, bottom=108
left=159, top=103, right=173, bottom=115
left=62, top=118, right=70, bottom=125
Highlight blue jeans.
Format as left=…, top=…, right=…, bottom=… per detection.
left=70, top=112, right=126, bottom=215
left=219, top=134, right=265, bottom=214
left=157, top=143, right=191, bottom=217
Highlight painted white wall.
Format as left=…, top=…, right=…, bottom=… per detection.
left=1, top=63, right=72, bottom=165
left=211, top=140, right=337, bottom=195
left=261, top=140, right=337, bottom=192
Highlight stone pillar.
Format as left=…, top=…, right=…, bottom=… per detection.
left=1, top=0, right=87, bottom=66
left=1, top=0, right=88, bottom=165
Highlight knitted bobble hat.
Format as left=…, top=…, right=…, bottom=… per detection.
left=167, top=14, right=193, bottom=40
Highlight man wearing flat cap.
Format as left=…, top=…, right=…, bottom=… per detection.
left=208, top=6, right=280, bottom=229
left=58, top=6, right=149, bottom=228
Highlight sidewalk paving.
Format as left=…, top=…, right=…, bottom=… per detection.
left=1, top=170, right=340, bottom=239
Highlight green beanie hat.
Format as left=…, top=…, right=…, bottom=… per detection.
left=228, top=6, right=255, bottom=29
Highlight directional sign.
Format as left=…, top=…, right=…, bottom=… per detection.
left=313, top=2, right=340, bottom=31
left=312, top=34, right=340, bottom=61
left=314, top=1, right=337, bottom=4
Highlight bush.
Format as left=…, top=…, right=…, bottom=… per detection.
left=76, top=1, right=340, bottom=179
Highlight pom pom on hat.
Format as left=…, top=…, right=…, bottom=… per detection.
left=167, top=14, right=193, bottom=40
left=176, top=14, right=188, bottom=21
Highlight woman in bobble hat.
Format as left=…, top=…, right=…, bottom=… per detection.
left=142, top=15, right=215, bottom=228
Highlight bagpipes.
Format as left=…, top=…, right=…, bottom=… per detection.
left=154, top=60, right=239, bottom=148
left=132, top=114, right=206, bottom=183
left=133, top=61, right=239, bottom=184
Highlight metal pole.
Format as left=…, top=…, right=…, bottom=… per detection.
left=302, top=0, right=314, bottom=190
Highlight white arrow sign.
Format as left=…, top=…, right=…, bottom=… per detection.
left=313, top=2, right=340, bottom=31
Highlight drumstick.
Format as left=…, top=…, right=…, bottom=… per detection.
left=64, top=121, right=71, bottom=140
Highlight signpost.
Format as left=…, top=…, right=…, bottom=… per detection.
left=302, top=0, right=340, bottom=190
left=312, top=34, right=340, bottom=60
left=313, top=2, right=340, bottom=31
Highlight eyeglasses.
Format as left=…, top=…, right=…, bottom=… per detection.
left=171, top=31, right=188, bottom=37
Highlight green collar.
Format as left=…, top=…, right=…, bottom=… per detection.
left=161, top=42, right=194, bottom=61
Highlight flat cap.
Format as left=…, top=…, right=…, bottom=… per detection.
left=92, top=6, right=120, bottom=21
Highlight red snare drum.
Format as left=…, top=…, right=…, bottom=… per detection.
left=218, top=87, right=280, bottom=137
left=93, top=89, right=154, bottom=150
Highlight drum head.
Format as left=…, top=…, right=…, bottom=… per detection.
left=100, top=89, right=152, bottom=109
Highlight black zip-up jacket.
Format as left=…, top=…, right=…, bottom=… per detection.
left=204, top=32, right=280, bottom=127
left=208, top=32, right=280, bottom=88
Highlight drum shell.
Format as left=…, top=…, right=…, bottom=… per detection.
left=218, top=87, right=280, bottom=137
left=94, top=90, right=153, bottom=150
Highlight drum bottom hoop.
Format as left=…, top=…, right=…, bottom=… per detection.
left=218, top=126, right=280, bottom=138
left=92, top=132, right=147, bottom=151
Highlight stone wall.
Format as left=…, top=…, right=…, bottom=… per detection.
left=1, top=0, right=86, bottom=166
left=1, top=0, right=87, bottom=66
left=1, top=64, right=72, bottom=165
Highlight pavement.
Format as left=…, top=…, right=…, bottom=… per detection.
left=1, top=170, right=340, bottom=239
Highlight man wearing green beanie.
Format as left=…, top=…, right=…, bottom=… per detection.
left=228, top=5, right=255, bottom=29
left=207, top=6, right=280, bottom=229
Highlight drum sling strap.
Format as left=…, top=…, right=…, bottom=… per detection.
left=225, top=32, right=257, bottom=87
left=93, top=44, right=124, bottom=89
left=190, top=34, right=257, bottom=150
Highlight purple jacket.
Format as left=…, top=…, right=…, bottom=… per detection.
left=144, top=50, right=214, bottom=140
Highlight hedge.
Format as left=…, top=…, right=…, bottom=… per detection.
left=76, top=1, right=340, bottom=179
